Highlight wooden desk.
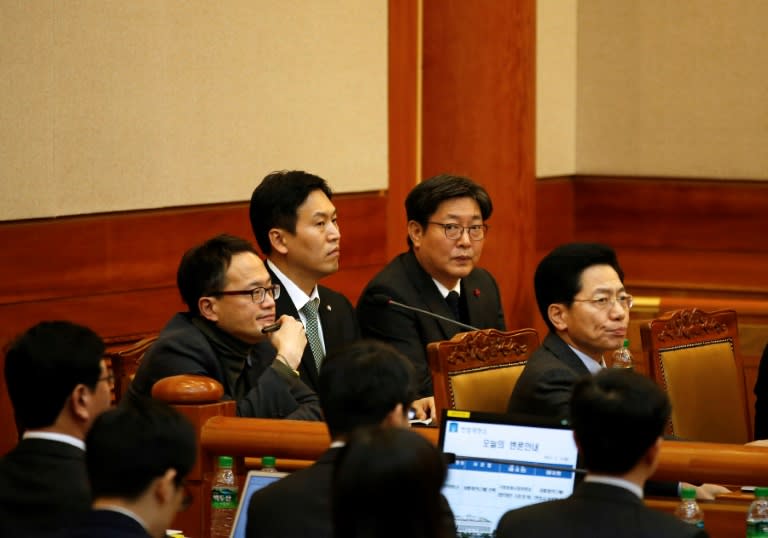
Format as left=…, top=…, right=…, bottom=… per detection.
left=646, top=495, right=751, bottom=538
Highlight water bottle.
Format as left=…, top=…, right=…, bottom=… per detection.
left=611, top=338, right=633, bottom=369
left=747, top=487, right=768, bottom=537
left=260, top=456, right=278, bottom=472
left=674, top=486, right=704, bottom=530
left=210, top=456, right=238, bottom=538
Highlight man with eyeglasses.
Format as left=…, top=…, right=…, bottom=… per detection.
left=128, top=234, right=321, bottom=420
left=249, top=171, right=360, bottom=393
left=357, top=174, right=506, bottom=420
left=1, top=321, right=112, bottom=537
left=59, top=398, right=197, bottom=538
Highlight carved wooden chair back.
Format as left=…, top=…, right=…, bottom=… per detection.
left=427, top=328, right=539, bottom=417
left=104, top=334, right=158, bottom=403
left=640, top=308, right=750, bottom=442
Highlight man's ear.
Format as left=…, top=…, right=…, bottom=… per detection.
left=407, top=221, right=424, bottom=249
left=198, top=297, right=218, bottom=322
left=269, top=228, right=289, bottom=255
left=548, top=303, right=569, bottom=332
left=153, top=468, right=178, bottom=507
left=69, top=384, right=91, bottom=422
left=381, top=403, right=408, bottom=429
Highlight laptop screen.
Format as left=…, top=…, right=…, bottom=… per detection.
left=229, top=470, right=287, bottom=538
left=438, top=409, right=581, bottom=536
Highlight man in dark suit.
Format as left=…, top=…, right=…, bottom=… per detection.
left=497, top=368, right=709, bottom=538
left=246, top=340, right=456, bottom=538
left=128, top=234, right=321, bottom=420
left=249, top=170, right=360, bottom=392
left=507, top=242, right=727, bottom=500
left=357, top=174, right=505, bottom=419
left=60, top=398, right=197, bottom=538
left=0, top=321, right=112, bottom=537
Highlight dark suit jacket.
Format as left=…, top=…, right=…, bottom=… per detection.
left=753, top=343, right=768, bottom=439
left=0, top=438, right=90, bottom=538
left=267, top=266, right=360, bottom=392
left=496, top=481, right=709, bottom=538
left=246, top=446, right=457, bottom=538
left=56, top=510, right=150, bottom=538
left=127, top=313, right=322, bottom=420
left=357, top=251, right=505, bottom=396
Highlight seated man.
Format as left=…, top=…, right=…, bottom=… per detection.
left=0, top=321, right=113, bottom=537
left=249, top=170, right=360, bottom=391
left=357, top=174, right=505, bottom=418
left=497, top=369, right=709, bottom=538
left=752, top=342, right=768, bottom=439
left=128, top=234, right=321, bottom=419
left=246, top=340, right=456, bottom=538
left=59, top=398, right=197, bottom=538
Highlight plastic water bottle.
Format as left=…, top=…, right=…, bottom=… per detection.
left=674, top=486, right=704, bottom=530
left=747, top=487, right=768, bottom=537
left=260, top=456, right=278, bottom=472
left=210, top=456, right=238, bottom=538
left=611, top=338, right=633, bottom=369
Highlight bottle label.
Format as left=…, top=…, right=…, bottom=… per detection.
left=211, top=487, right=238, bottom=509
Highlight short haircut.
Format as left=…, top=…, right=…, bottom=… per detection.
left=4, top=321, right=104, bottom=430
left=534, top=242, right=624, bottom=332
left=405, top=174, right=493, bottom=248
left=85, top=397, right=196, bottom=500
left=570, top=369, right=670, bottom=474
left=249, top=170, right=333, bottom=256
left=317, top=340, right=416, bottom=439
left=333, top=427, right=448, bottom=538
left=176, top=234, right=258, bottom=315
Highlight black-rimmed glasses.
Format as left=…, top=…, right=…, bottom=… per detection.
left=428, top=222, right=488, bottom=241
left=211, top=284, right=281, bottom=304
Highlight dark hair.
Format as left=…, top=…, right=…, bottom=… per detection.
left=318, top=340, right=416, bottom=439
left=85, top=397, right=196, bottom=499
left=571, top=369, right=670, bottom=474
left=176, top=234, right=258, bottom=315
left=4, top=321, right=104, bottom=430
left=534, top=242, right=624, bottom=331
left=249, top=170, right=333, bottom=255
left=332, top=427, right=449, bottom=538
left=405, top=174, right=493, bottom=248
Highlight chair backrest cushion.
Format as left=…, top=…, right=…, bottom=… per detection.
left=449, top=362, right=527, bottom=412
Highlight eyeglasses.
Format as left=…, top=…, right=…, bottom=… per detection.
left=572, top=294, right=634, bottom=311
left=428, top=222, right=488, bottom=241
left=211, top=284, right=281, bottom=304
left=98, top=373, right=115, bottom=387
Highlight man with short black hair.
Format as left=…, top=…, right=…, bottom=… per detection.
left=0, top=321, right=112, bottom=537
left=357, top=174, right=506, bottom=419
left=249, top=170, right=360, bottom=392
left=497, top=369, right=709, bottom=538
left=128, top=234, right=321, bottom=419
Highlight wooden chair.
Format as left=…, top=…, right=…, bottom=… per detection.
left=427, top=328, right=539, bottom=418
left=104, top=334, right=158, bottom=403
left=640, top=308, right=751, bottom=443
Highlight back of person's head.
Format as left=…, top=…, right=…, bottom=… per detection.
left=332, top=427, right=448, bottom=538
left=534, top=242, right=624, bottom=331
left=4, top=320, right=104, bottom=430
left=405, top=174, right=493, bottom=248
left=571, top=369, right=670, bottom=474
left=176, top=234, right=258, bottom=315
left=86, top=397, right=196, bottom=501
left=318, top=340, right=416, bottom=439
left=249, top=170, right=333, bottom=256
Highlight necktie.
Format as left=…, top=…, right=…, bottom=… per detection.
left=301, top=298, right=325, bottom=372
left=445, top=291, right=461, bottom=321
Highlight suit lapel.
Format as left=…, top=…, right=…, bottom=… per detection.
left=403, top=251, right=460, bottom=339
left=543, top=332, right=592, bottom=376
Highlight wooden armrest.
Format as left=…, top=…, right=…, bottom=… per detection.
left=151, top=374, right=224, bottom=403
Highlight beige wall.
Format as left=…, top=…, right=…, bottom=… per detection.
left=537, top=0, right=768, bottom=180
left=0, top=1, right=387, bottom=221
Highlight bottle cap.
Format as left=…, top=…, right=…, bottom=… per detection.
left=623, top=338, right=630, bottom=348
left=681, top=486, right=696, bottom=500
left=218, top=455, right=233, bottom=468
left=755, top=486, right=768, bottom=498
left=262, top=456, right=276, bottom=467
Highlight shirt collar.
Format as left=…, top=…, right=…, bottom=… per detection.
left=584, top=474, right=644, bottom=499
left=432, top=278, right=461, bottom=299
left=92, top=506, right=149, bottom=531
left=567, top=344, right=605, bottom=375
left=23, top=431, right=86, bottom=451
left=267, top=259, right=319, bottom=309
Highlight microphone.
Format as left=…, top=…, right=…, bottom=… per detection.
left=372, top=294, right=480, bottom=332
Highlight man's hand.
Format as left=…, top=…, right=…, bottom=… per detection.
left=410, top=396, right=436, bottom=421
left=686, top=482, right=731, bottom=500
left=268, top=315, right=307, bottom=370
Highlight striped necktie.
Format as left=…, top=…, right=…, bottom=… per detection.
left=301, top=298, right=325, bottom=371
